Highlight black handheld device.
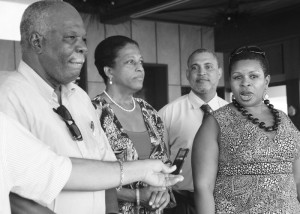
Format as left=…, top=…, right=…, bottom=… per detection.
left=172, top=148, right=189, bottom=175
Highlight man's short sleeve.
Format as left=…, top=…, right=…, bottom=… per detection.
left=1, top=113, right=72, bottom=205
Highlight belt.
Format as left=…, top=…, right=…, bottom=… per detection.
left=218, top=161, right=293, bottom=176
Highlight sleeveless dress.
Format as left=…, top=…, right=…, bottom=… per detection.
left=213, top=105, right=300, bottom=214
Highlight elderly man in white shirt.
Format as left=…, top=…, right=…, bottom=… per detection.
left=1, top=112, right=184, bottom=214
left=0, top=1, right=114, bottom=214
left=159, top=48, right=228, bottom=214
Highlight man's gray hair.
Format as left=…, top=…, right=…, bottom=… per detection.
left=20, top=0, right=63, bottom=49
left=187, top=48, right=220, bottom=68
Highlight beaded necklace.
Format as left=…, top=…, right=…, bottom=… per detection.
left=103, top=90, right=136, bottom=112
left=232, top=98, right=281, bottom=132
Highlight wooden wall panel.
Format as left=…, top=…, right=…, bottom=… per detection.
left=88, top=81, right=106, bottom=99
left=168, top=85, right=181, bottom=103
left=83, top=15, right=105, bottom=83
left=14, top=41, right=21, bottom=68
left=157, top=22, right=180, bottom=85
left=0, top=40, right=15, bottom=71
left=201, top=27, right=215, bottom=51
left=132, top=20, right=156, bottom=63
left=179, top=24, right=202, bottom=86
left=216, top=52, right=225, bottom=87
left=105, top=22, right=131, bottom=38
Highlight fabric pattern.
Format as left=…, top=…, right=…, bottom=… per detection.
left=93, top=95, right=174, bottom=214
left=213, top=105, right=300, bottom=213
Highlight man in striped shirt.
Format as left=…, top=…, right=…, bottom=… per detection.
left=1, top=112, right=183, bottom=214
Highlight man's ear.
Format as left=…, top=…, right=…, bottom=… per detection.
left=218, top=67, right=223, bottom=80
left=29, top=32, right=43, bottom=53
left=186, top=68, right=190, bottom=80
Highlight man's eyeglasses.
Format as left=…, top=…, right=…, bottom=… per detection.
left=53, top=105, right=83, bottom=141
left=230, top=46, right=266, bottom=61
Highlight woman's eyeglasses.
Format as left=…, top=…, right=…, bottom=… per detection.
left=230, top=46, right=266, bottom=61
left=53, top=105, right=83, bottom=141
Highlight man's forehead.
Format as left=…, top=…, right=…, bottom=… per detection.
left=190, top=52, right=218, bottom=64
left=47, top=11, right=86, bottom=34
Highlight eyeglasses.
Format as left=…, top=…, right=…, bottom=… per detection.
left=53, top=105, right=83, bottom=141
left=230, top=46, right=266, bottom=61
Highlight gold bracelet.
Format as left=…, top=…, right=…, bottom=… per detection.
left=116, top=160, right=124, bottom=191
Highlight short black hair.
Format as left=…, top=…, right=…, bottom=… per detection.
left=94, top=35, right=139, bottom=84
left=187, top=48, right=220, bottom=68
left=229, top=46, right=270, bottom=77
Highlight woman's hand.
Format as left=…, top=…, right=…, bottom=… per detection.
left=148, top=189, right=170, bottom=211
left=140, top=186, right=170, bottom=211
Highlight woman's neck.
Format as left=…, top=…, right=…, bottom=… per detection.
left=105, top=88, right=134, bottom=104
left=242, top=102, right=267, bottom=116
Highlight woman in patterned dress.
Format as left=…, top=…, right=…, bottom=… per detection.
left=92, top=35, right=175, bottom=214
left=192, top=45, right=300, bottom=213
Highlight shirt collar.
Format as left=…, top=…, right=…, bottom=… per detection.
left=18, top=60, right=76, bottom=103
left=188, top=90, right=220, bottom=110
left=188, top=90, right=206, bottom=109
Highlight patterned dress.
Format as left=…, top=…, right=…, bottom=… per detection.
left=92, top=95, right=175, bottom=214
left=213, top=105, right=300, bottom=214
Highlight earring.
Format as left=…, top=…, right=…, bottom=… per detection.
left=263, top=93, right=269, bottom=101
left=109, top=77, right=112, bottom=85
left=262, top=89, right=269, bottom=101
left=231, top=94, right=235, bottom=101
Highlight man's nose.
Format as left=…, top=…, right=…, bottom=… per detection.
left=76, top=39, right=88, bottom=55
left=198, top=67, right=206, bottom=75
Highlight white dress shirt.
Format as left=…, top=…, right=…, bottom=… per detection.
left=0, top=61, right=116, bottom=214
left=159, top=90, right=228, bottom=191
left=0, top=112, right=72, bottom=214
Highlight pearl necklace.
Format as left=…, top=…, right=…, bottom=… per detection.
left=232, top=98, right=281, bottom=132
left=103, top=90, right=136, bottom=112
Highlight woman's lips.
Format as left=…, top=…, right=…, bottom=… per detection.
left=240, top=91, right=253, bottom=101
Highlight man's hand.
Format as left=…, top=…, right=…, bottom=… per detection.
left=141, top=160, right=184, bottom=187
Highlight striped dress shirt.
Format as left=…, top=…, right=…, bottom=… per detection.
left=0, top=112, right=72, bottom=214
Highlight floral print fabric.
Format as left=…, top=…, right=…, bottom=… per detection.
left=92, top=95, right=174, bottom=214
left=213, top=105, right=300, bottom=214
